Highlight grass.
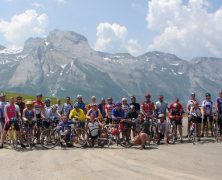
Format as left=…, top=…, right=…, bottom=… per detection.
left=0, top=91, right=71, bottom=104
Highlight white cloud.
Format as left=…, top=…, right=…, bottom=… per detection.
left=146, top=0, right=222, bottom=59
left=0, top=9, right=48, bottom=49
left=95, top=22, right=141, bottom=56
left=32, top=2, right=44, bottom=8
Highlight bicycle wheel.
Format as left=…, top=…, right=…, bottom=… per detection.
left=40, top=129, right=60, bottom=149
left=72, top=128, right=87, bottom=148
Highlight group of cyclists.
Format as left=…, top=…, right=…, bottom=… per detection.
left=0, top=90, right=221, bottom=150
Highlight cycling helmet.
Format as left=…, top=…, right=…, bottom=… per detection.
left=145, top=93, right=151, bottom=97
left=26, top=101, right=33, bottom=105
left=91, top=96, right=96, bottom=100
left=77, top=94, right=82, bottom=99
left=36, top=93, right=42, bottom=97
left=158, top=114, right=165, bottom=118
left=16, top=96, right=22, bottom=100
left=121, top=97, right=127, bottom=102
left=45, top=98, right=51, bottom=103
left=205, top=93, right=211, bottom=97
left=191, top=92, right=195, bottom=96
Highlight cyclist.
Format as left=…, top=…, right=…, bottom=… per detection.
left=23, top=101, right=35, bottom=121
left=201, top=93, right=213, bottom=137
left=189, top=101, right=202, bottom=141
left=62, top=96, right=73, bottom=117
left=169, top=98, right=184, bottom=113
left=126, top=105, right=138, bottom=136
left=157, top=114, right=169, bottom=144
left=105, top=97, right=115, bottom=124
left=57, top=115, right=74, bottom=147
left=44, top=98, right=51, bottom=112
left=45, top=105, right=61, bottom=121
left=132, top=113, right=150, bottom=149
left=112, top=102, right=125, bottom=123
left=130, top=95, right=140, bottom=112
left=86, top=113, right=103, bottom=147
left=215, top=90, right=222, bottom=136
left=186, top=93, right=197, bottom=137
left=55, top=98, right=63, bottom=115
left=69, top=103, right=86, bottom=129
left=141, top=93, right=155, bottom=120
left=155, top=95, right=169, bottom=118
left=86, top=103, right=102, bottom=121
left=168, top=103, right=183, bottom=142
left=33, top=93, right=45, bottom=119
left=86, top=96, right=97, bottom=111
left=0, top=93, right=8, bottom=134
left=76, top=95, right=86, bottom=113
left=0, top=97, right=25, bottom=148
left=16, top=96, right=25, bottom=118
left=33, top=93, right=45, bottom=143
left=121, top=97, right=130, bottom=114
left=98, top=98, right=106, bottom=118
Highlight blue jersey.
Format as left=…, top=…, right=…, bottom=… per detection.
left=112, top=108, right=125, bottom=119
left=77, top=102, right=86, bottom=111
left=216, top=97, right=222, bottom=114
left=0, top=101, right=9, bottom=119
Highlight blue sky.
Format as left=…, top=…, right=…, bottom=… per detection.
left=0, top=0, right=222, bottom=59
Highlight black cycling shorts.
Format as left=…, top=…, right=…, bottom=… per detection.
left=4, top=121, right=20, bottom=131
left=175, top=119, right=182, bottom=125
left=203, top=115, right=213, bottom=123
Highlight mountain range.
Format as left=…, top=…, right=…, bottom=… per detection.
left=0, top=29, right=221, bottom=103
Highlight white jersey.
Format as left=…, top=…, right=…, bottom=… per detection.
left=88, top=121, right=99, bottom=137
left=202, top=100, right=213, bottom=115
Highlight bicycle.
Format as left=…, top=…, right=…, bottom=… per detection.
left=40, top=121, right=87, bottom=149
left=22, top=118, right=37, bottom=149
left=213, top=114, right=221, bottom=142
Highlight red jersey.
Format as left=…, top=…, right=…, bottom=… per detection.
left=33, top=100, right=44, bottom=116
left=169, top=102, right=183, bottom=112
left=141, top=101, right=154, bottom=115
left=105, top=103, right=115, bottom=118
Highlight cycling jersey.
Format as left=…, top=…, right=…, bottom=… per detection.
left=202, top=100, right=213, bottom=115
left=24, top=109, right=35, bottom=120
left=122, top=104, right=130, bottom=114
left=45, top=106, right=51, bottom=112
left=69, top=109, right=86, bottom=121
left=155, top=101, right=168, bottom=115
left=141, top=101, right=154, bottom=115
left=112, top=108, right=125, bottom=123
left=77, top=102, right=86, bottom=111
left=0, top=101, right=8, bottom=119
left=190, top=107, right=202, bottom=118
left=63, top=103, right=73, bottom=116
left=130, top=102, right=140, bottom=112
left=216, top=97, right=222, bottom=114
left=126, top=111, right=138, bottom=119
left=45, top=110, right=61, bottom=120
left=33, top=100, right=44, bottom=118
left=87, top=109, right=101, bottom=118
left=55, top=104, right=63, bottom=114
left=4, top=104, right=20, bottom=122
left=187, top=99, right=196, bottom=114
left=105, top=103, right=115, bottom=118
left=88, top=121, right=99, bottom=137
